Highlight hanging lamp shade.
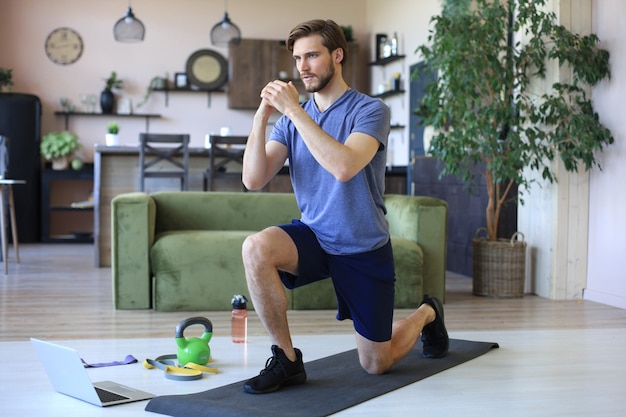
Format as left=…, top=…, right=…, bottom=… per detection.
left=210, top=11, right=241, bottom=47
left=114, top=6, right=145, bottom=42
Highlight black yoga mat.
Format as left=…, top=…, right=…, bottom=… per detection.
left=146, top=339, right=498, bottom=417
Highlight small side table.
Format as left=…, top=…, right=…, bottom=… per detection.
left=0, top=179, right=26, bottom=274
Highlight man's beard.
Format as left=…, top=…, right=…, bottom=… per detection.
left=303, top=62, right=335, bottom=93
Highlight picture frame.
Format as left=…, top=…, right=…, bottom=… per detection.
left=175, top=72, right=188, bottom=89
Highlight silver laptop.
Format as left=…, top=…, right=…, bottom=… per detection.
left=30, top=338, right=154, bottom=407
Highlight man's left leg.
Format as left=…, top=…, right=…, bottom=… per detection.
left=355, top=295, right=448, bottom=374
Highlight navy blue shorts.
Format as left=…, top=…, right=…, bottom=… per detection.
left=277, top=220, right=396, bottom=342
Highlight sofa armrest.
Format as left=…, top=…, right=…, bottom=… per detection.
left=111, top=192, right=156, bottom=309
left=384, top=194, right=448, bottom=301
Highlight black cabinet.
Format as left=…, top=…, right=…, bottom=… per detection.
left=41, top=165, right=94, bottom=243
left=0, top=93, right=41, bottom=242
left=385, top=167, right=407, bottom=195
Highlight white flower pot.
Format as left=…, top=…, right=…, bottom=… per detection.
left=52, top=156, right=69, bottom=170
left=105, top=133, right=120, bottom=146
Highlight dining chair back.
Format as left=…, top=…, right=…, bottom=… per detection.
left=139, top=133, right=190, bottom=192
left=203, top=135, right=247, bottom=191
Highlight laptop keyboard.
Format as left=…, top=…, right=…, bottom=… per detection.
left=95, top=387, right=130, bottom=403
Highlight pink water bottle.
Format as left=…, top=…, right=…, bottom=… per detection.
left=231, top=294, right=248, bottom=343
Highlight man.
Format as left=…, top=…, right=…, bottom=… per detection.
left=241, top=19, right=448, bottom=395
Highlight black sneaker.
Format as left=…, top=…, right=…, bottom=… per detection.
left=243, top=345, right=307, bottom=394
left=420, top=295, right=449, bottom=358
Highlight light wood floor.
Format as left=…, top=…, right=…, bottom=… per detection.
left=2, top=244, right=626, bottom=417
left=1, top=243, right=625, bottom=342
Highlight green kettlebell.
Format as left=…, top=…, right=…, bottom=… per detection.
left=175, top=317, right=213, bottom=366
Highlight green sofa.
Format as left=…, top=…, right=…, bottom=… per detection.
left=111, top=191, right=447, bottom=311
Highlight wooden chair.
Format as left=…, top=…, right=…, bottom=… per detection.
left=203, top=135, right=247, bottom=191
left=139, top=133, right=190, bottom=192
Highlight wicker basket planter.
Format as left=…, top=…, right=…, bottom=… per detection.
left=472, top=230, right=527, bottom=298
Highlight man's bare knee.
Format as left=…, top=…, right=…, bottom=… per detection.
left=359, top=354, right=390, bottom=375
left=243, top=228, right=282, bottom=263
left=242, top=227, right=298, bottom=281
left=242, top=233, right=265, bottom=263
left=355, top=334, right=393, bottom=375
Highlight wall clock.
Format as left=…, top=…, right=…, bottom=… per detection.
left=45, top=27, right=84, bottom=65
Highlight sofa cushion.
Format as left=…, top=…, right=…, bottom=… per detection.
left=151, top=230, right=253, bottom=311
left=152, top=192, right=301, bottom=233
left=390, top=237, right=423, bottom=307
left=151, top=231, right=423, bottom=311
left=289, top=236, right=423, bottom=310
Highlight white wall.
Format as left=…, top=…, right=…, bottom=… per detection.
left=585, top=0, right=626, bottom=308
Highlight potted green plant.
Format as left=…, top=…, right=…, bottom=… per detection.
left=137, top=75, right=167, bottom=108
left=40, top=131, right=80, bottom=170
left=0, top=68, right=13, bottom=92
left=415, top=0, right=614, bottom=296
left=101, top=71, right=123, bottom=114
left=105, top=122, right=120, bottom=146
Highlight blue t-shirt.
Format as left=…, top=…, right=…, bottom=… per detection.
left=270, top=89, right=391, bottom=255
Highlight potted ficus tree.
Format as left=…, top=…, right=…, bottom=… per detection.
left=415, top=0, right=614, bottom=296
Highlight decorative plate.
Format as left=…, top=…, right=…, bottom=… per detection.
left=185, top=49, right=228, bottom=90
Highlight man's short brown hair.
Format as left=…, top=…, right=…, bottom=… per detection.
left=286, top=19, right=348, bottom=65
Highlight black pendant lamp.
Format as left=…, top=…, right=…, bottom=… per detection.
left=210, top=0, right=241, bottom=47
left=114, top=1, right=145, bottom=43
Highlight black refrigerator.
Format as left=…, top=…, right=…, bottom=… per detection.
left=0, top=93, right=41, bottom=242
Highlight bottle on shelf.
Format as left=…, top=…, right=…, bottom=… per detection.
left=231, top=294, right=248, bottom=343
left=391, top=32, right=399, bottom=56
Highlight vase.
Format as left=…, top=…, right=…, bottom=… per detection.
left=100, top=90, right=114, bottom=114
